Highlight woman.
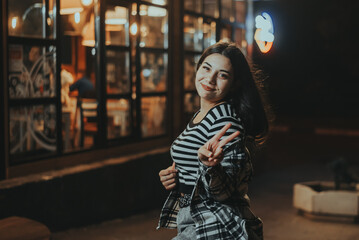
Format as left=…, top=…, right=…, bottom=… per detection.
left=158, top=42, right=269, bottom=240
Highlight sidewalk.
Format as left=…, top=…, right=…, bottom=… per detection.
left=52, top=162, right=359, bottom=240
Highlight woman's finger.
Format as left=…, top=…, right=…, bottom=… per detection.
left=211, top=123, right=232, bottom=141
left=198, top=146, right=213, bottom=161
left=159, top=167, right=177, bottom=177
left=218, top=130, right=240, bottom=148
left=165, top=182, right=176, bottom=190
left=163, top=177, right=176, bottom=186
left=160, top=172, right=176, bottom=181
left=212, top=147, right=223, bottom=159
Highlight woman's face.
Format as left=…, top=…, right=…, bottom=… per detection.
left=195, top=53, right=233, bottom=104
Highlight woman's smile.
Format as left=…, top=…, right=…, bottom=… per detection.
left=200, top=83, right=215, bottom=91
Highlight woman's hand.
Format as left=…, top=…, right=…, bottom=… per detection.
left=159, top=162, right=178, bottom=190
left=198, top=123, right=240, bottom=167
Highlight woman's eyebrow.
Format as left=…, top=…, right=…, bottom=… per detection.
left=203, top=62, right=212, bottom=67
left=220, top=69, right=231, bottom=74
left=204, top=61, right=231, bottom=75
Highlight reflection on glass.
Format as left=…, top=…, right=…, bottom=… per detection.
left=141, top=52, right=167, bottom=92
left=184, top=15, right=203, bottom=51
left=184, top=0, right=202, bottom=13
left=235, top=0, right=246, bottom=23
left=203, top=21, right=216, bottom=49
left=9, top=104, right=57, bottom=157
left=141, top=96, right=166, bottom=137
left=8, top=44, right=56, bottom=99
left=184, top=55, right=200, bottom=91
left=8, top=0, right=56, bottom=38
left=221, top=0, right=234, bottom=21
left=142, top=0, right=167, bottom=6
left=105, top=6, right=129, bottom=46
left=204, top=0, right=219, bottom=18
left=221, top=24, right=232, bottom=43
left=107, top=50, right=130, bottom=94
left=107, top=99, right=131, bottom=139
left=184, top=93, right=200, bottom=121
left=140, top=6, right=168, bottom=48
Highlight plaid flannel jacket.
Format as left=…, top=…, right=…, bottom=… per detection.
left=157, top=130, right=263, bottom=240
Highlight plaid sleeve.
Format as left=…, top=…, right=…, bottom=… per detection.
left=198, top=117, right=246, bottom=202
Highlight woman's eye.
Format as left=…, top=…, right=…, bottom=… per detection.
left=203, top=66, right=210, bottom=71
left=218, top=73, right=229, bottom=79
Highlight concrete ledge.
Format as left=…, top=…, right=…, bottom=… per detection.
left=293, top=181, right=359, bottom=217
left=0, top=148, right=171, bottom=231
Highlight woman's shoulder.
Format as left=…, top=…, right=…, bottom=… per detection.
left=209, top=102, right=239, bottom=120
left=206, top=102, right=243, bottom=129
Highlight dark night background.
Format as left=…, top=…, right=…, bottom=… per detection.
left=253, top=0, right=359, bottom=118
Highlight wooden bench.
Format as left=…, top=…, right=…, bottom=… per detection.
left=0, top=216, right=51, bottom=240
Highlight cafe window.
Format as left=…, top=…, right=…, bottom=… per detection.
left=4, top=0, right=170, bottom=168
left=7, top=0, right=59, bottom=164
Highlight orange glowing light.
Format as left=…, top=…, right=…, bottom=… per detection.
left=254, top=12, right=274, bottom=54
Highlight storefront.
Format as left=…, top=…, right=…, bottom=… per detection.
left=1, top=0, right=251, bottom=180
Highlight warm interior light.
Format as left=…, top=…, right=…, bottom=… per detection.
left=148, top=6, right=166, bottom=17
left=74, top=12, right=81, bottom=23
left=82, top=13, right=95, bottom=46
left=81, top=0, right=93, bottom=7
left=11, top=17, right=18, bottom=29
left=152, top=0, right=166, bottom=5
left=60, top=0, right=84, bottom=15
left=139, top=5, right=147, bottom=16
left=131, top=3, right=137, bottom=15
left=105, top=6, right=127, bottom=25
left=130, top=22, right=138, bottom=35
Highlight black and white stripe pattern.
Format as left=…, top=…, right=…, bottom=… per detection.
left=171, top=102, right=244, bottom=194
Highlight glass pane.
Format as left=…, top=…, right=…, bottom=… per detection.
left=235, top=0, right=246, bottom=23
left=77, top=98, right=98, bottom=149
left=141, top=52, right=167, bottom=93
left=184, top=93, right=200, bottom=122
left=184, top=54, right=201, bottom=91
left=204, top=0, right=219, bottom=18
left=142, top=0, right=167, bottom=6
left=107, top=50, right=130, bottom=94
left=61, top=94, right=98, bottom=152
left=105, top=6, right=129, bottom=46
left=61, top=90, right=77, bottom=152
left=139, top=6, right=168, bottom=48
left=220, top=24, right=232, bottom=43
left=8, top=44, right=56, bottom=99
left=141, top=96, right=166, bottom=137
left=107, top=99, right=131, bottom=139
left=9, top=104, right=57, bottom=158
left=184, top=15, right=203, bottom=51
left=203, top=21, right=216, bottom=49
left=184, top=0, right=202, bottom=13
left=8, top=0, right=56, bottom=38
left=221, top=0, right=234, bottom=21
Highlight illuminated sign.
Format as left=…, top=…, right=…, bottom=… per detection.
left=254, top=12, right=274, bottom=53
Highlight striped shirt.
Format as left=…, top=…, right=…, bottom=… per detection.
left=171, top=102, right=244, bottom=194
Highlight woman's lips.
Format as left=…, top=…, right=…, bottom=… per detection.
left=201, top=83, right=215, bottom=91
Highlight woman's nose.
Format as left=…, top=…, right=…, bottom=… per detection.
left=208, top=72, right=217, bottom=85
